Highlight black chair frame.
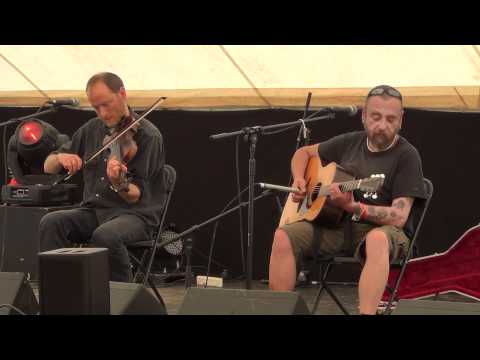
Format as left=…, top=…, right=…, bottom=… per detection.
left=310, top=178, right=434, bottom=315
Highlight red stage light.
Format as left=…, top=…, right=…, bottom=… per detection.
left=18, top=121, right=44, bottom=145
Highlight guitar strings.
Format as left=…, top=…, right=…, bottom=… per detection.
left=311, top=180, right=362, bottom=192
left=307, top=176, right=380, bottom=196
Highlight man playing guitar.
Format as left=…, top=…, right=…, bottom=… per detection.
left=269, top=85, right=427, bottom=315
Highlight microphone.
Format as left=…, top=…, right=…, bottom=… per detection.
left=306, top=105, right=359, bottom=120
left=326, top=105, right=359, bottom=116
left=47, top=98, right=80, bottom=106
left=257, top=182, right=299, bottom=193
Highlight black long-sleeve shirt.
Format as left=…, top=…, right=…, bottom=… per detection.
left=52, top=112, right=166, bottom=228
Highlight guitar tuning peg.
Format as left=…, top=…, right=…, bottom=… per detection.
left=381, top=174, right=385, bottom=178
left=372, top=193, right=378, bottom=200
left=363, top=193, right=369, bottom=198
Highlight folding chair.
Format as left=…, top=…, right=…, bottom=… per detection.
left=310, top=178, right=434, bottom=315
left=127, top=164, right=177, bottom=292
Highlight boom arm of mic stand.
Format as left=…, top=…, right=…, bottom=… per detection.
left=153, top=190, right=273, bottom=288
left=0, top=107, right=59, bottom=128
left=156, top=190, right=274, bottom=250
left=209, top=114, right=333, bottom=142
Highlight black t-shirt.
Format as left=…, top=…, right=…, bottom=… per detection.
left=318, top=131, right=426, bottom=236
left=53, top=112, right=166, bottom=229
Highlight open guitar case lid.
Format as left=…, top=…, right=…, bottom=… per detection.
left=383, top=224, right=480, bottom=301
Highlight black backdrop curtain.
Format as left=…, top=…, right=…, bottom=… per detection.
left=0, top=106, right=478, bottom=279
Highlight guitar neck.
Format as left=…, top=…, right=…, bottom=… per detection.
left=319, top=179, right=364, bottom=197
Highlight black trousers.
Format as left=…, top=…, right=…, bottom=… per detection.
left=39, top=208, right=151, bottom=282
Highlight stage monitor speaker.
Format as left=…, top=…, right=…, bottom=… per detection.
left=393, top=299, right=480, bottom=315
left=178, top=287, right=311, bottom=315
left=38, top=248, right=110, bottom=315
left=0, top=272, right=39, bottom=315
left=109, top=282, right=167, bottom=315
left=0, top=204, right=77, bottom=280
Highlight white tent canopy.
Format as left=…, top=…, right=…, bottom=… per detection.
left=0, top=45, right=479, bottom=109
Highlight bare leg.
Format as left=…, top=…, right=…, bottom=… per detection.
left=358, top=229, right=390, bottom=314
left=269, top=229, right=297, bottom=291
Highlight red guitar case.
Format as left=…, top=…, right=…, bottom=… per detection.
left=382, top=224, right=480, bottom=301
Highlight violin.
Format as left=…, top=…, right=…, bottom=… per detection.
left=52, top=96, right=166, bottom=186
left=103, top=114, right=140, bottom=192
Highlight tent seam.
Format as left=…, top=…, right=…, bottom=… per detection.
left=218, top=46, right=272, bottom=108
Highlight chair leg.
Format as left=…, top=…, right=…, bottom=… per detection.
left=311, top=283, right=327, bottom=314
left=311, top=262, right=350, bottom=315
left=384, top=290, right=398, bottom=315
left=384, top=270, right=403, bottom=315
left=311, top=262, right=331, bottom=314
left=132, top=249, right=149, bottom=283
left=322, top=282, right=350, bottom=315
left=129, top=252, right=166, bottom=308
left=145, top=275, right=167, bottom=309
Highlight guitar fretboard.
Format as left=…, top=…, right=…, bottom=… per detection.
left=317, top=179, right=363, bottom=196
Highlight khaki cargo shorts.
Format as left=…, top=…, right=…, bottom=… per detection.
left=280, top=220, right=410, bottom=273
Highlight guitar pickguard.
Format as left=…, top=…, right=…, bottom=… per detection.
left=297, top=197, right=309, bottom=216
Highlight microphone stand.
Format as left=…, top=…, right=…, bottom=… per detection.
left=154, top=189, right=275, bottom=289
left=298, top=92, right=313, bottom=148
left=282, top=93, right=313, bottom=208
left=209, top=112, right=334, bottom=289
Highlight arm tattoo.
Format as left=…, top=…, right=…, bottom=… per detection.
left=393, top=200, right=406, bottom=210
left=367, top=206, right=376, bottom=216
left=375, top=209, right=388, bottom=221
left=366, top=205, right=387, bottom=222
left=363, top=199, right=411, bottom=226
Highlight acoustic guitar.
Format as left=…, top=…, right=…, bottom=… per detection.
left=259, top=157, right=384, bottom=227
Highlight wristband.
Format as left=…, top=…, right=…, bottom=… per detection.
left=359, top=203, right=368, bottom=221
left=352, top=202, right=367, bottom=222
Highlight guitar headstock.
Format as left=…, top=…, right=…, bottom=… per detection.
left=359, top=174, right=385, bottom=200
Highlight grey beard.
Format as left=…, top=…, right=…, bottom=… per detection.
left=371, top=134, right=397, bottom=151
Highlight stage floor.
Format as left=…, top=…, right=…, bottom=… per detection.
left=29, top=278, right=479, bottom=315
left=158, top=280, right=361, bottom=315
left=30, top=279, right=360, bottom=315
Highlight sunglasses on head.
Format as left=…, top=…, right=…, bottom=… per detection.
left=367, top=86, right=402, bottom=100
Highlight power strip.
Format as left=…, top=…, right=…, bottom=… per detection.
left=196, top=275, right=223, bottom=288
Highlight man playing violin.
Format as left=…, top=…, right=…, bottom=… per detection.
left=39, top=72, right=166, bottom=282
left=268, top=85, right=427, bottom=314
